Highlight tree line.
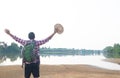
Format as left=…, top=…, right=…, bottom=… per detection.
left=1, top=41, right=120, bottom=63
left=103, top=43, right=120, bottom=58
left=0, top=42, right=103, bottom=63
left=1, top=41, right=120, bottom=59
left=40, top=48, right=102, bottom=56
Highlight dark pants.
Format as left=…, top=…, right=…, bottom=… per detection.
left=25, top=62, right=40, bottom=78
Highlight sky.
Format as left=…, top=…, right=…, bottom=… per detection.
left=0, top=0, right=120, bottom=50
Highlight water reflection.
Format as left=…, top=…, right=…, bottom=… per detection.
left=41, top=55, right=120, bottom=70
left=0, top=55, right=120, bottom=70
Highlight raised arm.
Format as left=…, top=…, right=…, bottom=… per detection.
left=37, top=27, right=57, bottom=45
left=48, top=27, right=57, bottom=39
left=4, top=29, right=26, bottom=45
left=5, top=29, right=13, bottom=37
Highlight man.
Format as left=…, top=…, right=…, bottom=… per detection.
left=4, top=28, right=58, bottom=78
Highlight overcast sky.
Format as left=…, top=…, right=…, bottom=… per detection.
left=0, top=0, right=120, bottom=50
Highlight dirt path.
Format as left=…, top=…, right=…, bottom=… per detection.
left=0, top=64, right=120, bottom=78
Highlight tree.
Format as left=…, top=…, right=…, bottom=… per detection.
left=113, top=44, right=120, bottom=58
left=5, top=42, right=21, bottom=61
left=103, top=46, right=114, bottom=58
left=103, top=43, right=120, bottom=58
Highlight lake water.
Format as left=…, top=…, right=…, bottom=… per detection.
left=0, top=55, right=120, bottom=70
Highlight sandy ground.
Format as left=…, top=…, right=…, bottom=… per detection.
left=0, top=59, right=120, bottom=78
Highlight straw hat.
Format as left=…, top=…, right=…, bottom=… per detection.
left=54, top=23, right=64, bottom=34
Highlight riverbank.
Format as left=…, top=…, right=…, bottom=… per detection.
left=104, top=58, right=120, bottom=64
left=0, top=63, right=120, bottom=78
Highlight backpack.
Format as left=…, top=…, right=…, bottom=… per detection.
left=21, top=41, right=36, bottom=62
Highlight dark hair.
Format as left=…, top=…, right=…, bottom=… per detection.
left=28, top=32, right=35, bottom=39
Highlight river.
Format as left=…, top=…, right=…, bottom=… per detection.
left=0, top=55, right=120, bottom=70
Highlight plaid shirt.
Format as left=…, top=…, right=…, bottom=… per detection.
left=11, top=34, right=54, bottom=64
